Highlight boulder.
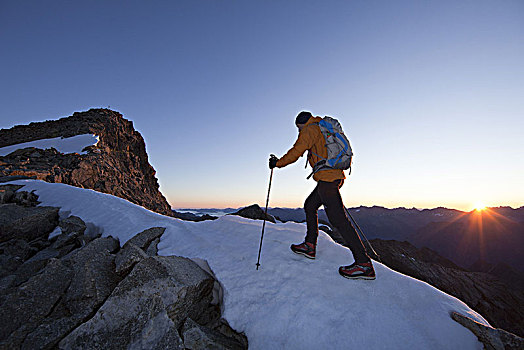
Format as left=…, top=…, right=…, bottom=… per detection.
left=451, top=312, right=523, bottom=350
left=59, top=215, right=87, bottom=236
left=115, top=242, right=149, bottom=276
left=21, top=236, right=121, bottom=350
left=59, top=256, right=214, bottom=350
left=123, top=227, right=165, bottom=251
left=0, top=204, right=59, bottom=243
left=0, top=258, right=73, bottom=348
left=229, top=204, right=275, bottom=223
left=145, top=237, right=160, bottom=256
left=0, top=239, right=35, bottom=278
left=181, top=318, right=245, bottom=350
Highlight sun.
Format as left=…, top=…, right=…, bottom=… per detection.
left=474, top=202, right=487, bottom=212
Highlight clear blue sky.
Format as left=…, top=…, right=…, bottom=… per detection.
left=1, top=1, right=523, bottom=211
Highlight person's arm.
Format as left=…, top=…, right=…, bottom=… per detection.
left=276, top=127, right=314, bottom=168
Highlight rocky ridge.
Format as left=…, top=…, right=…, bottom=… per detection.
left=229, top=204, right=275, bottom=223
left=0, top=109, right=172, bottom=216
left=0, top=184, right=247, bottom=349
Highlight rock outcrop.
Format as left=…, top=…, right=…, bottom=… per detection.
left=229, top=204, right=275, bottom=223
left=0, top=109, right=172, bottom=216
left=0, top=186, right=247, bottom=349
left=172, top=210, right=218, bottom=222
left=451, top=312, right=523, bottom=350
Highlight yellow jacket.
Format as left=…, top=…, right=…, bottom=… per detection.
left=276, top=116, right=345, bottom=182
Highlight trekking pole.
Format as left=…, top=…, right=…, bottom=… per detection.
left=344, top=207, right=381, bottom=263
left=256, top=155, right=276, bottom=270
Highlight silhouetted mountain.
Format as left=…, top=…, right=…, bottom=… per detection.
left=410, top=208, right=524, bottom=273
left=269, top=206, right=463, bottom=241
left=172, top=210, right=218, bottom=222
left=469, top=259, right=524, bottom=292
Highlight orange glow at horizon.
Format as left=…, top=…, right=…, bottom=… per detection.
left=474, top=202, right=487, bottom=212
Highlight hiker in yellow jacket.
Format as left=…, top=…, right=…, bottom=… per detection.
left=270, top=111, right=375, bottom=280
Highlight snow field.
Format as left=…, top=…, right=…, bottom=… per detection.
left=9, top=180, right=486, bottom=350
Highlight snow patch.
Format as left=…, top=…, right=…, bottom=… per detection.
left=0, top=134, right=99, bottom=156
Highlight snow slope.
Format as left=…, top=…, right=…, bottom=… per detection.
left=0, top=134, right=99, bottom=156
left=8, top=180, right=487, bottom=349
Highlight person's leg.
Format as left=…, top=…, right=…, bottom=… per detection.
left=290, top=183, right=323, bottom=259
left=304, top=183, right=323, bottom=245
left=318, top=180, right=370, bottom=263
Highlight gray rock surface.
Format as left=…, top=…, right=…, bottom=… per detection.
left=123, top=226, right=165, bottom=251
left=0, top=258, right=74, bottom=348
left=451, top=312, right=524, bottom=350
left=0, top=239, right=35, bottom=278
left=22, top=237, right=121, bottom=350
left=145, top=237, right=160, bottom=256
left=59, top=256, right=214, bottom=349
left=0, top=204, right=59, bottom=243
left=115, top=242, right=148, bottom=276
left=182, top=318, right=245, bottom=350
left=59, top=215, right=86, bottom=236
left=0, top=187, right=247, bottom=350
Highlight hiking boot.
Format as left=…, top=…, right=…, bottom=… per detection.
left=290, top=241, right=316, bottom=259
left=339, top=261, right=376, bottom=280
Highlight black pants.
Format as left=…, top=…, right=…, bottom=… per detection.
left=304, top=180, right=370, bottom=263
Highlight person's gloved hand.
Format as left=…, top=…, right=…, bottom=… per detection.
left=269, top=154, right=278, bottom=169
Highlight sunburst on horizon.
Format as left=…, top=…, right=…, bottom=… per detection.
left=474, top=202, right=487, bottom=212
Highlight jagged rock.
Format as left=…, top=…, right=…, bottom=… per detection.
left=182, top=318, right=245, bottom=350
left=59, top=215, right=86, bottom=235
left=173, top=210, right=218, bottom=222
left=13, top=190, right=40, bottom=207
left=7, top=247, right=61, bottom=289
left=145, top=237, right=160, bottom=256
left=207, top=319, right=249, bottom=349
left=21, top=236, right=121, bottom=350
left=0, top=185, right=39, bottom=207
left=50, top=216, right=88, bottom=251
left=0, top=185, right=18, bottom=203
left=229, top=204, right=275, bottom=223
left=191, top=258, right=224, bottom=308
left=59, top=256, right=213, bottom=350
left=451, top=312, right=524, bottom=350
left=0, top=109, right=173, bottom=216
left=124, top=227, right=166, bottom=251
left=0, top=258, right=74, bottom=348
left=115, top=242, right=149, bottom=276
left=0, top=204, right=59, bottom=243
left=0, top=239, right=35, bottom=278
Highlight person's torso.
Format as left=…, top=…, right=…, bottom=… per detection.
left=303, top=118, right=346, bottom=182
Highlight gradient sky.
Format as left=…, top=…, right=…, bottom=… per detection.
left=1, top=1, right=523, bottom=211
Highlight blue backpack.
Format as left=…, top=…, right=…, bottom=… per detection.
left=307, top=116, right=353, bottom=179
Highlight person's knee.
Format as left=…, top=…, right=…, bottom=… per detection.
left=304, top=197, right=317, bottom=214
